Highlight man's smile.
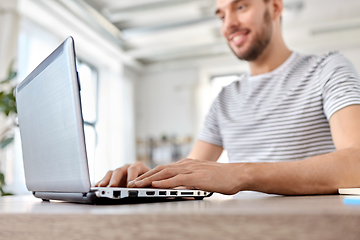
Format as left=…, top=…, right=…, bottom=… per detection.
left=229, top=30, right=250, bottom=46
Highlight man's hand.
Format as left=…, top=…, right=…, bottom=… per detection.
left=94, top=162, right=151, bottom=188
left=94, top=141, right=224, bottom=189
left=127, top=158, right=245, bottom=195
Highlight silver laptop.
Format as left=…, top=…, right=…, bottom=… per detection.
left=16, top=37, right=212, bottom=204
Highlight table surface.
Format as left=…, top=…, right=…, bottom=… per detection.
left=0, top=192, right=359, bottom=215
left=1, top=192, right=360, bottom=239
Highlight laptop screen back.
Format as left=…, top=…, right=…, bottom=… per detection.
left=16, top=37, right=90, bottom=193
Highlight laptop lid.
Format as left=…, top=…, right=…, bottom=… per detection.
left=16, top=37, right=90, bottom=193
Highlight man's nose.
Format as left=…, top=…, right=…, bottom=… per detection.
left=223, top=11, right=241, bottom=36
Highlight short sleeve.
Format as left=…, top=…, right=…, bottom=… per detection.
left=321, top=52, right=360, bottom=120
left=198, top=98, right=223, bottom=146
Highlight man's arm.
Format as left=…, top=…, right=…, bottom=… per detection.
left=188, top=140, right=223, bottom=162
left=129, top=105, right=360, bottom=195
left=244, top=104, right=360, bottom=195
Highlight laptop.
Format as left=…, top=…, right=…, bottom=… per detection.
left=16, top=36, right=212, bottom=204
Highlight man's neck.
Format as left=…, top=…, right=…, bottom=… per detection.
left=248, top=38, right=292, bottom=76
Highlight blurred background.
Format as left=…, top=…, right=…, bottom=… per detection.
left=0, top=0, right=360, bottom=195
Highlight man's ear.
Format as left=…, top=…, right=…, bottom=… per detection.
left=271, top=0, right=284, bottom=21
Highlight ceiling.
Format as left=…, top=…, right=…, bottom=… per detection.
left=66, top=0, right=360, bottom=65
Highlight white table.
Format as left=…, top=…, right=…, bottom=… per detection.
left=0, top=192, right=360, bottom=239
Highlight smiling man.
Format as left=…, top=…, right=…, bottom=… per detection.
left=95, top=0, right=360, bottom=195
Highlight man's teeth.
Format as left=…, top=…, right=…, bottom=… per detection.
left=233, top=35, right=244, bottom=42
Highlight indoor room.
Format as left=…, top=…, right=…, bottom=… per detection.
left=1, top=0, right=360, bottom=239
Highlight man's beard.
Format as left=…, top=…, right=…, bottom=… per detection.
left=230, top=9, right=273, bottom=61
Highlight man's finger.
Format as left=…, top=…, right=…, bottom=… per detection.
left=126, top=167, right=139, bottom=185
left=127, top=164, right=149, bottom=186
left=97, top=170, right=114, bottom=187
left=130, top=165, right=166, bottom=183
left=151, top=174, right=193, bottom=189
left=108, top=165, right=130, bottom=187
left=133, top=167, right=184, bottom=188
left=94, top=180, right=101, bottom=187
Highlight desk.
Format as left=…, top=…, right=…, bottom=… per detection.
left=0, top=193, right=360, bottom=239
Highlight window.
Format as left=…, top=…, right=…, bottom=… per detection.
left=77, top=60, right=98, bottom=182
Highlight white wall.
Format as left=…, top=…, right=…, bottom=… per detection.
left=341, top=48, right=360, bottom=74
left=135, top=67, right=199, bottom=140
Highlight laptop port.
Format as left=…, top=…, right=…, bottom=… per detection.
left=113, top=191, right=121, bottom=198
left=170, top=191, right=177, bottom=196
left=159, top=191, right=166, bottom=196
left=180, top=192, right=193, bottom=195
left=128, top=190, right=138, bottom=197
left=146, top=191, right=155, bottom=196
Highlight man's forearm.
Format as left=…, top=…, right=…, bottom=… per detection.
left=238, top=147, right=360, bottom=195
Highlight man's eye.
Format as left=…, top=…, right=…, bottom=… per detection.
left=238, top=5, right=245, bottom=10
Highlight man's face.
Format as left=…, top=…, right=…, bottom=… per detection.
left=216, top=0, right=273, bottom=61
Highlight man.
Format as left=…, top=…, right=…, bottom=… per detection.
left=95, top=0, right=360, bottom=195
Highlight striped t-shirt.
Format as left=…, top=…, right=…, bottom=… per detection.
left=199, top=51, right=360, bottom=163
